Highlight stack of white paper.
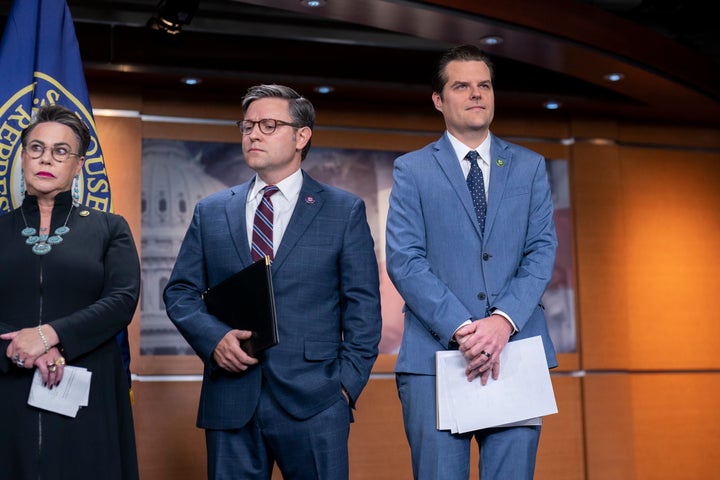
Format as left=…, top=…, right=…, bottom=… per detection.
left=436, top=335, right=558, bottom=433
left=28, top=365, right=92, bottom=418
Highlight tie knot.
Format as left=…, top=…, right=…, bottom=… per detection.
left=465, top=150, right=479, bottom=163
left=263, top=185, right=279, bottom=198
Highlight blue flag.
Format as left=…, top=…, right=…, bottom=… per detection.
left=0, top=0, right=112, bottom=213
left=0, top=0, right=131, bottom=384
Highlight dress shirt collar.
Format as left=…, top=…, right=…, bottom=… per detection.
left=248, top=168, right=303, bottom=205
left=446, top=131, right=492, bottom=166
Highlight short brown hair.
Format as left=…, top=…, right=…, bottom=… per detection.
left=21, top=104, right=91, bottom=156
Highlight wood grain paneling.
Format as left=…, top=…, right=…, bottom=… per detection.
left=572, top=142, right=631, bottom=370
left=131, top=375, right=584, bottom=480
left=133, top=381, right=206, bottom=480
left=536, top=376, right=586, bottom=480
left=620, top=147, right=720, bottom=370
left=584, top=373, right=720, bottom=480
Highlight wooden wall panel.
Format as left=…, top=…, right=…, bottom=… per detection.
left=94, top=115, right=142, bottom=239
left=583, top=375, right=637, bottom=480
left=572, top=142, right=631, bottom=369
left=347, top=378, right=412, bottom=479
left=133, top=381, right=205, bottom=480
left=131, top=374, right=584, bottom=480
left=620, top=147, right=720, bottom=370
left=619, top=123, right=720, bottom=149
left=630, top=373, right=720, bottom=479
left=584, top=373, right=720, bottom=480
left=536, top=376, right=586, bottom=480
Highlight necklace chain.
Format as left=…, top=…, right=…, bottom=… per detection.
left=20, top=206, right=74, bottom=256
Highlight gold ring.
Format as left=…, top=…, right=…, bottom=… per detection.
left=49, top=364, right=57, bottom=373
left=55, top=357, right=66, bottom=366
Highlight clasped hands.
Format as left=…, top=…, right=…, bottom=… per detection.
left=1, top=326, right=66, bottom=388
left=453, top=314, right=513, bottom=385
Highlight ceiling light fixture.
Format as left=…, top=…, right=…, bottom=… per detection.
left=479, top=35, right=503, bottom=46
left=181, top=77, right=202, bottom=86
left=543, top=101, right=561, bottom=110
left=603, top=72, right=625, bottom=82
left=314, top=86, right=334, bottom=94
left=300, top=0, right=327, bottom=7
left=147, top=0, right=199, bottom=35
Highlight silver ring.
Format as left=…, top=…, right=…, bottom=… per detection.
left=12, top=354, right=19, bottom=363
left=481, top=350, right=492, bottom=359
left=48, top=364, right=57, bottom=373
left=16, top=359, right=25, bottom=367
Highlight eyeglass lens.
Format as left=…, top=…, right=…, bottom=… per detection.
left=26, top=143, right=73, bottom=162
left=239, top=119, right=301, bottom=135
left=240, top=119, right=280, bottom=135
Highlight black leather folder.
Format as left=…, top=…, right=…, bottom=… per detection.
left=201, top=256, right=278, bottom=356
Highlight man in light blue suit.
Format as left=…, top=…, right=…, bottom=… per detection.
left=386, top=45, right=558, bottom=480
left=164, top=84, right=382, bottom=480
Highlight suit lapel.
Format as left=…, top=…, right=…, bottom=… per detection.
left=485, top=134, right=511, bottom=238
left=225, top=181, right=254, bottom=265
left=434, top=135, right=484, bottom=239
left=271, top=172, right=324, bottom=272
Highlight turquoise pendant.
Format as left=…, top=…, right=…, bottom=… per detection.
left=32, top=243, right=52, bottom=255
left=47, top=235, right=64, bottom=245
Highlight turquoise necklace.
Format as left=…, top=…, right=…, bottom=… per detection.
left=20, top=205, right=74, bottom=256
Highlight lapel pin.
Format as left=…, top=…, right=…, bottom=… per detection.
left=79, top=210, right=90, bottom=217
left=496, top=159, right=505, bottom=167
left=304, top=195, right=316, bottom=205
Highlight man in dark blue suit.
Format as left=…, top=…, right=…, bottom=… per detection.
left=386, top=45, right=558, bottom=479
left=164, top=84, right=382, bottom=479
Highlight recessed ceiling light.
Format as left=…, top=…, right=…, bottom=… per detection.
left=479, top=35, right=503, bottom=46
left=300, top=0, right=326, bottom=7
left=314, top=85, right=334, bottom=94
left=181, top=77, right=202, bottom=86
left=543, top=101, right=561, bottom=110
left=603, top=72, right=625, bottom=82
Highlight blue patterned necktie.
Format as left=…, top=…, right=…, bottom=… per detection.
left=251, top=185, right=280, bottom=261
left=466, top=150, right=487, bottom=233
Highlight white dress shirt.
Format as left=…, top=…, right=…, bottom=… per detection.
left=246, top=168, right=303, bottom=257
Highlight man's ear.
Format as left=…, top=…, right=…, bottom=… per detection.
left=432, top=92, right=443, bottom=113
left=296, top=126, right=312, bottom=151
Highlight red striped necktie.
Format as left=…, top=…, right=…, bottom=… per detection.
left=251, top=185, right=280, bottom=261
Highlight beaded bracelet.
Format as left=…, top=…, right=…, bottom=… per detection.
left=37, top=325, right=49, bottom=353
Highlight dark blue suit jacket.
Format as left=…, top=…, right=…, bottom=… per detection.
left=164, top=171, right=382, bottom=429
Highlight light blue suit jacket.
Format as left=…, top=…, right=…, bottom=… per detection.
left=386, top=132, right=558, bottom=375
left=164, top=172, right=382, bottom=429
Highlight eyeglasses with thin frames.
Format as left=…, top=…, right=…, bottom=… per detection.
left=237, top=118, right=302, bottom=136
left=25, top=142, right=81, bottom=163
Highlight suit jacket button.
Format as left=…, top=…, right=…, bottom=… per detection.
left=482, top=253, right=490, bottom=261
left=477, top=292, right=486, bottom=300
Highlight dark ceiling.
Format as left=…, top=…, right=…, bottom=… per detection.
left=1, top=0, right=719, bottom=124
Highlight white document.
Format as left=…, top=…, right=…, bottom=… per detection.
left=28, top=365, right=92, bottom=418
left=436, top=335, right=557, bottom=434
